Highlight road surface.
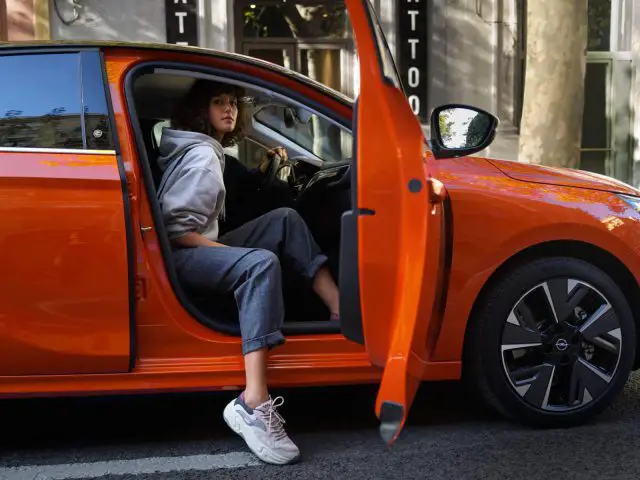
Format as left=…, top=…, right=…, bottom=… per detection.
left=1, top=374, right=640, bottom=479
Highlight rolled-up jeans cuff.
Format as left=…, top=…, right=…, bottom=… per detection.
left=242, top=331, right=286, bottom=355
left=302, top=254, right=329, bottom=282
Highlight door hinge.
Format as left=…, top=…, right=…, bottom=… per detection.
left=135, top=275, right=148, bottom=301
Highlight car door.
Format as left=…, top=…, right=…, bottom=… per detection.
left=339, top=0, right=447, bottom=444
left=0, top=50, right=132, bottom=376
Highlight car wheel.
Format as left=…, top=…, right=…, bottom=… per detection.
left=465, top=257, right=636, bottom=427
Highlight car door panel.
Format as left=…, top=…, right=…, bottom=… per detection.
left=341, top=0, right=447, bottom=444
left=0, top=51, right=131, bottom=376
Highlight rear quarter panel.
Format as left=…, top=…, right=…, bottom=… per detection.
left=430, top=157, right=640, bottom=361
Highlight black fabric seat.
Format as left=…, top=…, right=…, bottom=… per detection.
left=139, top=118, right=164, bottom=190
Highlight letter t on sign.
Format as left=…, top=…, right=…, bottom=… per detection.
left=165, top=0, right=198, bottom=46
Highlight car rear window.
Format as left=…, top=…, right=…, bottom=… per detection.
left=0, top=51, right=114, bottom=151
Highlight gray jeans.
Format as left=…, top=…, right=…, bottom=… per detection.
left=172, top=207, right=328, bottom=355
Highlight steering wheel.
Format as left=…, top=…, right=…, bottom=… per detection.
left=262, top=153, right=282, bottom=188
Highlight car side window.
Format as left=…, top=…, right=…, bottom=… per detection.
left=0, top=52, right=114, bottom=151
left=0, top=53, right=84, bottom=149
left=254, top=104, right=352, bottom=163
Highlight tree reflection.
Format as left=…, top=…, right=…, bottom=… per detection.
left=0, top=106, right=83, bottom=149
left=243, top=3, right=349, bottom=39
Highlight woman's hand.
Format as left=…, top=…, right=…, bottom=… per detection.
left=259, top=146, right=288, bottom=174
left=173, top=232, right=226, bottom=248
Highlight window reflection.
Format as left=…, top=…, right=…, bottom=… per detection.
left=588, top=0, right=611, bottom=51
left=0, top=54, right=83, bottom=149
left=255, top=104, right=352, bottom=163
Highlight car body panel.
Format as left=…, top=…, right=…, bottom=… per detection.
left=343, top=0, right=447, bottom=444
left=428, top=156, right=640, bottom=361
left=0, top=150, right=130, bottom=376
left=488, top=158, right=640, bottom=196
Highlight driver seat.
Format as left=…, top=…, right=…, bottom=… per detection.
left=138, top=118, right=244, bottom=335
left=139, top=118, right=165, bottom=190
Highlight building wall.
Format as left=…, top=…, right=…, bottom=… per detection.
left=50, top=0, right=165, bottom=43
left=50, top=0, right=236, bottom=49
left=199, top=0, right=232, bottom=51
left=429, top=0, right=521, bottom=160
left=2, top=0, right=48, bottom=41
left=632, top=1, right=640, bottom=187
left=0, top=0, right=7, bottom=40
left=8, top=0, right=35, bottom=40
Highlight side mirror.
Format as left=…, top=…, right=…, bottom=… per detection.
left=429, top=104, right=499, bottom=159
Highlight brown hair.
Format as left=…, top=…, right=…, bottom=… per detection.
left=171, top=79, right=248, bottom=147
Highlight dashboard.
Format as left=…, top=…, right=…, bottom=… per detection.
left=291, top=158, right=351, bottom=197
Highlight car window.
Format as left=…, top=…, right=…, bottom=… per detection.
left=254, top=104, right=352, bottom=163
left=80, top=52, right=115, bottom=150
left=0, top=53, right=84, bottom=149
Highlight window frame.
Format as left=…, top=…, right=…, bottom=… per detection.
left=0, top=49, right=116, bottom=154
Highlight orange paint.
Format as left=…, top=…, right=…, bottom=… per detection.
left=0, top=151, right=130, bottom=376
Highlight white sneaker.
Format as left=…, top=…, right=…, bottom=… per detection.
left=223, top=394, right=300, bottom=465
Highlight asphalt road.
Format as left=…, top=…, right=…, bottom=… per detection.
left=1, top=373, right=640, bottom=479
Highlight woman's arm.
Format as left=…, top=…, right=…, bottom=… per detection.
left=173, top=232, right=226, bottom=248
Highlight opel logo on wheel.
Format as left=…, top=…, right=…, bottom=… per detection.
left=555, top=338, right=569, bottom=352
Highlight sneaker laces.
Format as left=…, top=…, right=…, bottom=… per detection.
left=255, top=396, right=287, bottom=440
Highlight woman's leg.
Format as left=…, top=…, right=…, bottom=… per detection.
left=243, top=347, right=269, bottom=408
left=172, top=245, right=299, bottom=464
left=219, top=207, right=340, bottom=316
left=312, top=266, right=340, bottom=317
left=173, top=245, right=285, bottom=354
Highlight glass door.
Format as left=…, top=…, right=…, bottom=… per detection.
left=579, top=0, right=633, bottom=181
left=242, top=43, right=296, bottom=69
left=235, top=1, right=356, bottom=97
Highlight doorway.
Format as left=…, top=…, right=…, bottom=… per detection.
left=234, top=1, right=356, bottom=97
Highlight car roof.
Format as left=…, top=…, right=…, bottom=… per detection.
left=0, top=40, right=354, bottom=107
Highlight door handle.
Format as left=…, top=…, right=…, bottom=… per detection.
left=427, top=178, right=446, bottom=204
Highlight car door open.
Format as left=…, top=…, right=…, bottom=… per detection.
left=339, top=0, right=448, bottom=445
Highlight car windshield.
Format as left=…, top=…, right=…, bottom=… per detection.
left=254, top=104, right=353, bottom=163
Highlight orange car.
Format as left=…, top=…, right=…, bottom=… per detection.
left=1, top=0, right=639, bottom=445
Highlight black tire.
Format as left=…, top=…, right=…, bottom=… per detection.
left=464, top=256, right=636, bottom=428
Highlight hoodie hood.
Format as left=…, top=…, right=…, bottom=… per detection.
left=157, top=128, right=226, bottom=173
left=155, top=128, right=227, bottom=242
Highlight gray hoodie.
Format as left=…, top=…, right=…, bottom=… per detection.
left=156, top=128, right=226, bottom=242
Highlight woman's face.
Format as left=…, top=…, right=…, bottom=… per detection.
left=208, top=93, right=238, bottom=137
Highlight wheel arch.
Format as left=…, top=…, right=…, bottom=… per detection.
left=462, top=240, right=640, bottom=369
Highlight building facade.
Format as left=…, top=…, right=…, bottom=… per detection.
left=3, top=0, right=639, bottom=186
left=0, top=0, right=50, bottom=41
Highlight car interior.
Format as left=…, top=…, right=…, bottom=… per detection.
left=129, top=69, right=354, bottom=335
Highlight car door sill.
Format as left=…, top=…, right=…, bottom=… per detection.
left=283, top=321, right=342, bottom=335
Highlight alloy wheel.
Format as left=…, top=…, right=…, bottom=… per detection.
left=501, top=278, right=622, bottom=412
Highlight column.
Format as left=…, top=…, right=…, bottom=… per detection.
left=632, top=0, right=640, bottom=186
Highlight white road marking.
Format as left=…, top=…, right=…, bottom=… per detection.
left=0, top=452, right=261, bottom=480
